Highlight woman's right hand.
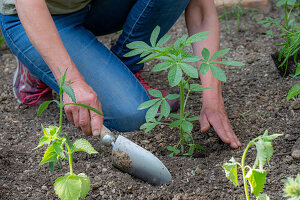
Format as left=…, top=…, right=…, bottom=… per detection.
left=63, top=79, right=104, bottom=137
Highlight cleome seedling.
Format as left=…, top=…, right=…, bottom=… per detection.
left=222, top=130, right=282, bottom=200
left=35, top=69, right=103, bottom=200
left=282, top=174, right=300, bottom=200
left=124, top=26, right=243, bottom=156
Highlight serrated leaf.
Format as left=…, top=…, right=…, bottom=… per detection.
left=209, top=48, right=230, bottom=61
left=157, top=33, right=172, bottom=47
left=123, top=49, right=144, bottom=57
left=287, top=84, right=300, bottom=101
left=181, top=120, right=193, bottom=133
left=72, top=139, right=98, bottom=154
left=78, top=173, right=90, bottom=199
left=138, top=53, right=160, bottom=64
left=37, top=101, right=54, bottom=116
left=200, top=63, right=210, bottom=75
left=53, top=140, right=66, bottom=159
left=170, top=113, right=181, bottom=119
left=210, top=65, right=227, bottom=82
left=257, top=193, right=270, bottom=200
left=148, top=89, right=163, bottom=98
left=246, top=169, right=267, bottom=197
left=170, top=120, right=182, bottom=128
left=165, top=94, right=179, bottom=100
left=152, top=62, right=172, bottom=72
left=253, top=139, right=273, bottom=169
left=65, top=103, right=103, bottom=116
left=138, top=99, right=160, bottom=110
left=190, top=84, right=204, bottom=92
left=187, top=116, right=200, bottom=121
left=62, top=85, right=76, bottom=103
left=201, top=48, right=210, bottom=61
left=180, top=63, right=198, bottom=78
left=186, top=31, right=211, bottom=44
left=140, top=122, right=157, bottom=133
left=126, top=41, right=149, bottom=49
left=222, top=158, right=239, bottom=187
left=40, top=144, right=59, bottom=165
left=168, top=65, right=182, bottom=87
left=160, top=100, right=170, bottom=117
left=145, top=101, right=161, bottom=122
left=150, top=26, right=160, bottom=47
left=35, top=136, right=51, bottom=149
left=54, top=175, right=81, bottom=200
left=181, top=57, right=201, bottom=62
left=282, top=174, right=300, bottom=198
left=212, top=60, right=244, bottom=66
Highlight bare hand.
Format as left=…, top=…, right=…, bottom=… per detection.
left=200, top=103, right=241, bottom=149
left=64, top=79, right=104, bottom=136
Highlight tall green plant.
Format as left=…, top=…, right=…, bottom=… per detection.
left=124, top=26, right=243, bottom=156
left=36, top=69, right=103, bottom=200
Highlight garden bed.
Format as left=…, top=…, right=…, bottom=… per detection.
left=0, top=4, right=299, bottom=200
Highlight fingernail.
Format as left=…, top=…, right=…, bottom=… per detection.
left=93, top=130, right=100, bottom=136
left=233, top=142, right=238, bottom=148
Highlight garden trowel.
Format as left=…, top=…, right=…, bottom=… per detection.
left=100, top=125, right=171, bottom=186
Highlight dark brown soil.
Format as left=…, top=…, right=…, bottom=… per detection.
left=0, top=4, right=299, bottom=200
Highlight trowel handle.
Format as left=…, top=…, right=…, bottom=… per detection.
left=100, top=125, right=116, bottom=147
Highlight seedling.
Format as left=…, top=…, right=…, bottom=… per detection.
left=36, top=69, right=103, bottom=200
left=282, top=174, right=300, bottom=199
left=222, top=130, right=282, bottom=200
left=125, top=26, right=243, bottom=156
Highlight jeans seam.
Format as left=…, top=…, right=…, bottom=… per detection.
left=1, top=21, right=58, bottom=88
left=116, top=0, right=152, bottom=55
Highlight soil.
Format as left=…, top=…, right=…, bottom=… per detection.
left=112, top=148, right=132, bottom=171
left=0, top=4, right=299, bottom=200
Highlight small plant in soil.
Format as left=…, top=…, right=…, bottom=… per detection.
left=124, top=26, right=243, bottom=156
left=258, top=0, right=300, bottom=77
left=222, top=130, right=282, bottom=200
left=282, top=174, right=300, bottom=199
left=35, top=69, right=103, bottom=200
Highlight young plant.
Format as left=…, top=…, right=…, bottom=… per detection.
left=258, top=0, right=300, bottom=76
left=222, top=130, right=282, bottom=200
left=282, top=174, right=300, bottom=199
left=124, top=26, right=243, bottom=156
left=36, top=69, right=103, bottom=200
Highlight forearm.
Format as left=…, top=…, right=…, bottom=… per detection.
left=185, top=0, right=223, bottom=104
left=15, top=0, right=83, bottom=83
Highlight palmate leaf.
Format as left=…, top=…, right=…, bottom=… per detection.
left=148, top=89, right=162, bottom=98
left=165, top=94, right=179, bottom=100
left=200, top=63, right=210, bottom=75
left=78, top=173, right=91, bottom=199
left=150, top=26, right=160, bottom=47
left=210, top=65, right=227, bottom=82
left=72, top=139, right=98, bottom=154
left=209, top=48, right=230, bottom=61
left=287, top=84, right=300, bottom=101
left=201, top=48, right=210, bottom=61
left=186, top=31, right=211, bottom=44
left=212, top=60, right=244, bottom=66
left=181, top=57, right=201, bottom=62
left=138, top=99, right=160, bottom=110
left=123, top=48, right=144, bottom=57
left=54, top=174, right=82, bottom=200
left=180, top=63, right=198, bottom=78
left=145, top=101, right=161, bottom=122
left=181, top=120, right=193, bottom=133
left=140, top=122, right=157, bottom=133
left=168, top=64, right=182, bottom=87
left=126, top=41, right=149, bottom=49
left=62, top=85, right=76, bottom=103
left=190, top=84, right=205, bottom=92
left=152, top=62, right=172, bottom=72
left=245, top=169, right=267, bottom=197
left=156, top=33, right=172, bottom=47
left=160, top=99, right=170, bottom=117
left=222, top=157, right=239, bottom=187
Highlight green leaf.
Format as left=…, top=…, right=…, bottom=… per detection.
left=180, top=63, right=198, bottom=78
left=157, top=33, right=172, bottom=47
left=253, top=139, right=273, bottom=170
left=257, top=193, right=270, bottom=200
left=282, top=174, right=300, bottom=198
left=200, top=63, right=210, bottom=75
left=140, top=123, right=157, bottom=133
left=170, top=113, right=181, bottom=119
left=152, top=62, right=172, bottom=72
left=187, top=116, right=200, bottom=121
left=210, top=65, right=227, bottom=82
left=150, top=26, right=160, bottom=47
left=145, top=101, right=161, bottom=122
left=186, top=31, right=211, bottom=44
left=138, top=99, right=160, bottom=110
left=35, top=136, right=51, bottom=149
left=40, top=144, right=59, bottom=165
left=245, top=169, right=267, bottom=197
left=62, top=85, right=76, bottom=103
left=37, top=101, right=54, bottom=116
left=181, top=120, right=193, bottom=133
left=165, top=94, right=179, bottom=100
left=195, top=144, right=204, bottom=150
left=201, top=48, right=210, bottom=61
left=65, top=103, right=103, bottom=116
left=123, top=49, right=144, bottom=57
left=78, top=173, right=91, bottom=199
left=160, top=100, right=170, bottom=117
left=287, top=84, right=300, bottom=101
left=190, top=84, right=204, bottom=92
left=148, top=89, right=163, bottom=98
left=209, top=48, right=230, bottom=61
left=212, top=60, right=244, bottom=66
left=181, top=57, right=201, bottom=62
left=138, top=53, right=160, bottom=64
left=183, top=144, right=195, bottom=156
left=72, top=139, right=98, bottom=154
left=168, top=64, right=182, bottom=87
left=126, top=41, right=150, bottom=49
left=222, top=157, right=239, bottom=187
left=54, top=174, right=82, bottom=200
left=170, top=120, right=182, bottom=128
left=53, top=140, right=66, bottom=159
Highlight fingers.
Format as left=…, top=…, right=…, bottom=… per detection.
left=208, top=113, right=231, bottom=144
left=221, top=119, right=242, bottom=148
left=79, top=106, right=92, bottom=136
left=199, top=112, right=211, bottom=133
left=90, top=99, right=104, bottom=137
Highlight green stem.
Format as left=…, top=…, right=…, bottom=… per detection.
left=65, top=143, right=73, bottom=175
left=58, top=87, right=64, bottom=137
left=179, top=81, right=185, bottom=150
left=241, top=142, right=253, bottom=200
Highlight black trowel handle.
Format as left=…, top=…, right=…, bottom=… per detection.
left=100, top=125, right=116, bottom=147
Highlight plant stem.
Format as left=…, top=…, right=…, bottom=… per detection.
left=66, top=143, right=73, bottom=175
left=241, top=142, right=253, bottom=200
left=179, top=81, right=185, bottom=150
left=58, top=87, right=64, bottom=137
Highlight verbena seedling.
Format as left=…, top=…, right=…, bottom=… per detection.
left=36, top=69, right=103, bottom=200
left=222, top=130, right=282, bottom=200
left=124, top=26, right=243, bottom=156
left=282, top=174, right=300, bottom=199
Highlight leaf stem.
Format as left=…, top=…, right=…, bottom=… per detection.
left=241, top=142, right=253, bottom=200
left=65, top=143, right=73, bottom=175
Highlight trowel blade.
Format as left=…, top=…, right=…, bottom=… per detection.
left=111, top=135, right=171, bottom=186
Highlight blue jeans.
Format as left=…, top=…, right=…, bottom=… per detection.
left=0, top=0, right=190, bottom=131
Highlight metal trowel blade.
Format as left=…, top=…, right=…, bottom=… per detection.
left=111, top=135, right=171, bottom=186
